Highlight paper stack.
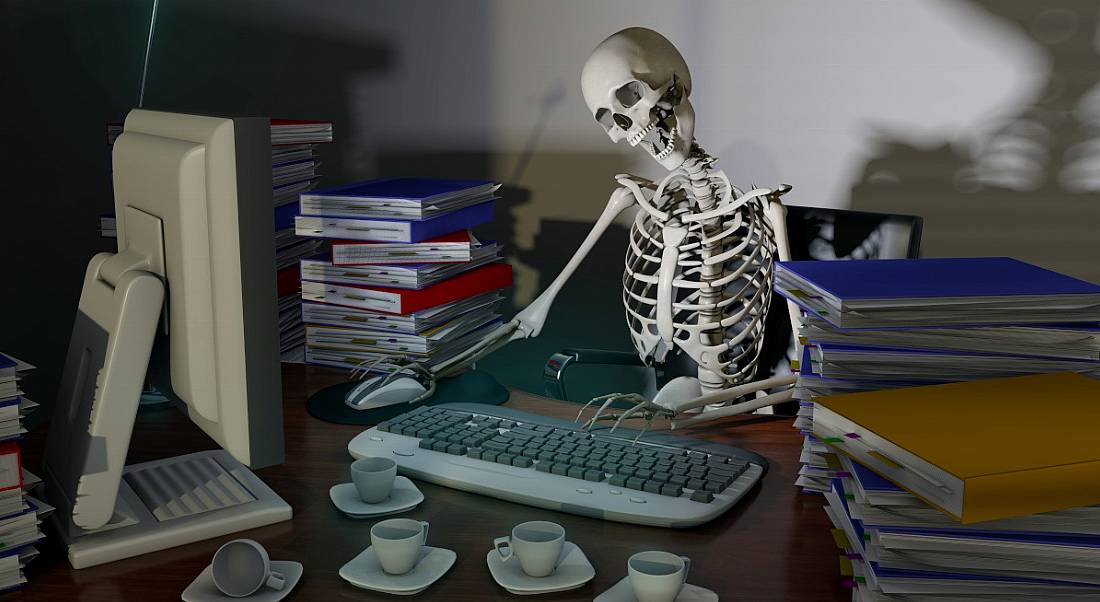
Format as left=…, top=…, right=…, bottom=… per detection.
left=0, top=353, right=52, bottom=593
left=775, top=257, right=1100, bottom=493
left=295, top=178, right=511, bottom=374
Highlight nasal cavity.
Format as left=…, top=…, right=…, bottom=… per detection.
left=613, top=114, right=633, bottom=129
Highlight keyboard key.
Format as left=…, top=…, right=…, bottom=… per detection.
left=535, top=461, right=552, bottom=472
left=551, top=463, right=570, bottom=476
left=643, top=480, right=662, bottom=494
left=708, top=475, right=733, bottom=489
left=418, top=439, right=435, bottom=449
left=569, top=456, right=589, bottom=468
left=496, top=453, right=515, bottom=465
left=446, top=444, right=467, bottom=455
left=537, top=451, right=556, bottom=462
left=609, top=475, right=628, bottom=487
left=586, top=459, right=604, bottom=470
left=500, top=420, right=516, bottom=429
left=467, top=447, right=483, bottom=460
left=650, top=472, right=671, bottom=483
left=513, top=456, right=533, bottom=468
left=507, top=445, right=525, bottom=456
left=567, top=466, right=585, bottom=480
left=704, top=481, right=725, bottom=493
left=660, top=484, right=683, bottom=497
left=625, top=477, right=646, bottom=490
left=690, top=489, right=714, bottom=503
left=483, top=440, right=509, bottom=451
left=376, top=421, right=393, bottom=432
left=669, top=474, right=689, bottom=486
left=670, top=465, right=690, bottom=475
left=432, top=441, right=449, bottom=452
left=482, top=450, right=499, bottom=463
left=616, top=466, right=637, bottom=477
left=635, top=468, right=654, bottom=480
left=554, top=454, right=572, bottom=464
left=583, top=469, right=605, bottom=482
left=687, top=478, right=707, bottom=490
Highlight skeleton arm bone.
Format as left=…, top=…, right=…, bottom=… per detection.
left=430, top=186, right=638, bottom=378
left=509, top=185, right=639, bottom=338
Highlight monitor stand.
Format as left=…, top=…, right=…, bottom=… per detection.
left=52, top=450, right=291, bottom=569
left=43, top=237, right=291, bottom=569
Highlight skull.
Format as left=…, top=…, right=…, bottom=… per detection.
left=581, top=28, right=695, bottom=171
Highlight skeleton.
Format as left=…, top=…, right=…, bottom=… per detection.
left=357, top=28, right=800, bottom=429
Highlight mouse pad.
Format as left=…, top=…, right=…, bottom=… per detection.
left=306, top=370, right=510, bottom=425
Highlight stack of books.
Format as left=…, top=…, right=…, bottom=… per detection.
left=816, top=373, right=1100, bottom=600
left=295, top=177, right=511, bottom=373
left=0, top=353, right=51, bottom=593
left=775, top=257, right=1100, bottom=493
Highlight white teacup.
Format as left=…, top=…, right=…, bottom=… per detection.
left=371, top=518, right=430, bottom=575
left=493, top=520, right=565, bottom=578
left=628, top=551, right=691, bottom=602
left=211, top=539, right=285, bottom=598
left=352, top=457, right=397, bottom=503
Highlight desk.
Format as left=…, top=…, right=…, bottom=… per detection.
left=19, top=365, right=848, bottom=601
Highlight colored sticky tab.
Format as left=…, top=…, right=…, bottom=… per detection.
left=789, top=359, right=800, bottom=370
left=845, top=494, right=855, bottom=501
left=841, top=578, right=855, bottom=590
left=830, top=528, right=850, bottom=548
left=844, top=432, right=861, bottom=439
left=855, top=576, right=866, bottom=584
left=798, top=336, right=808, bottom=344
left=846, top=553, right=863, bottom=560
left=839, top=556, right=854, bottom=576
left=824, top=437, right=844, bottom=444
left=868, top=451, right=903, bottom=469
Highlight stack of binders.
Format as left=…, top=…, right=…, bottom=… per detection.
left=271, top=119, right=333, bottom=362
left=0, top=353, right=52, bottom=593
left=816, top=373, right=1100, bottom=600
left=775, top=257, right=1100, bottom=493
left=295, top=178, right=511, bottom=373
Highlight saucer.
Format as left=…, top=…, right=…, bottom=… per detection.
left=329, top=476, right=424, bottom=517
left=593, top=576, right=719, bottom=602
left=181, top=560, right=303, bottom=602
left=339, top=545, right=456, bottom=595
left=486, top=540, right=595, bottom=595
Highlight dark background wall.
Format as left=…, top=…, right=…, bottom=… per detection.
left=3, top=0, right=1099, bottom=415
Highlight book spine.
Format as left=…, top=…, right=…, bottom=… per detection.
left=408, top=202, right=493, bottom=242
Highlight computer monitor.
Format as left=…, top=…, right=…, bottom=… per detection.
left=42, top=110, right=291, bottom=568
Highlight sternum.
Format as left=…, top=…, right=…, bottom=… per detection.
left=683, top=155, right=726, bottom=394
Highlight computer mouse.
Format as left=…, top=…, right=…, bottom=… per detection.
left=345, top=375, right=428, bottom=410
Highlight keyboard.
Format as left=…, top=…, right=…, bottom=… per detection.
left=347, top=403, right=767, bottom=527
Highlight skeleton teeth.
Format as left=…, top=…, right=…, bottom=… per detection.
left=654, top=127, right=678, bottom=160
left=629, top=121, right=655, bottom=147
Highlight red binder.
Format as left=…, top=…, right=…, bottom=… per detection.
left=305, top=263, right=512, bottom=315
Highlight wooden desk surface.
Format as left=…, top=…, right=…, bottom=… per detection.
left=18, top=365, right=848, bottom=601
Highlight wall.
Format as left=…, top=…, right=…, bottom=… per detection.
left=3, top=0, right=1098, bottom=407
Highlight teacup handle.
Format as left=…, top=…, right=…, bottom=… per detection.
left=680, top=556, right=691, bottom=584
left=493, top=536, right=513, bottom=561
left=420, top=521, right=430, bottom=545
left=266, top=570, right=286, bottom=591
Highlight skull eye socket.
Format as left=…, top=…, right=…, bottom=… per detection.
left=614, top=81, right=646, bottom=108
left=595, top=108, right=616, bottom=131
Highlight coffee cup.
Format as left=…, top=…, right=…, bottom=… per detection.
left=211, top=539, right=285, bottom=598
left=493, top=520, right=565, bottom=578
left=627, top=550, right=690, bottom=602
left=370, top=518, right=430, bottom=575
left=352, top=457, right=397, bottom=503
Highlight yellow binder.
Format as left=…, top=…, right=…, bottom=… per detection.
left=813, top=372, right=1100, bottom=523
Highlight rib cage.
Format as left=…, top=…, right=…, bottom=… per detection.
left=622, top=167, right=777, bottom=390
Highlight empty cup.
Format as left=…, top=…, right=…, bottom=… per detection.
left=371, top=518, right=430, bottom=575
left=627, top=550, right=690, bottom=602
left=493, top=520, right=565, bottom=578
left=211, top=539, right=285, bottom=598
left=352, top=457, right=397, bottom=503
